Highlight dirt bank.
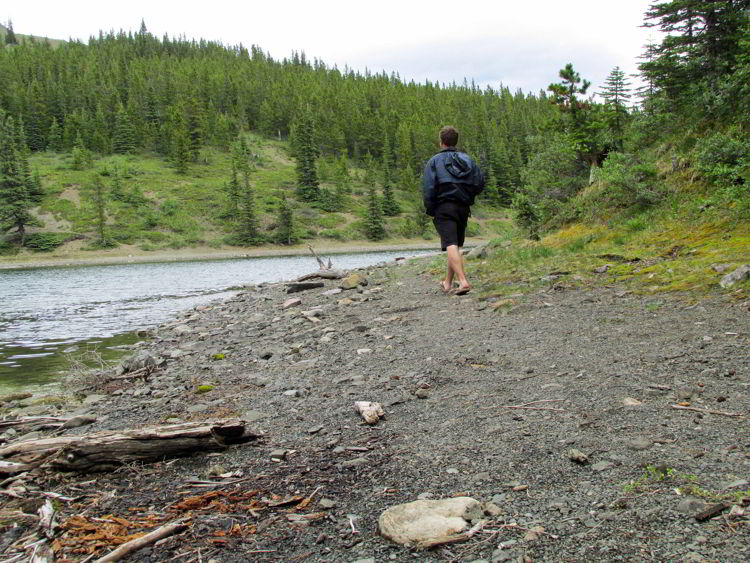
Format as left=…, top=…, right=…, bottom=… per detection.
left=0, top=239, right=473, bottom=270
left=1, top=254, right=748, bottom=562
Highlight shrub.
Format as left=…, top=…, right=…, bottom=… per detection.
left=24, top=232, right=73, bottom=252
left=694, top=130, right=749, bottom=187
left=597, top=152, right=662, bottom=208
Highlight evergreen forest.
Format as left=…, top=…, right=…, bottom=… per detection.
left=0, top=2, right=749, bottom=293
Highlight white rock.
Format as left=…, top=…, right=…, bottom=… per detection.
left=378, top=497, right=482, bottom=546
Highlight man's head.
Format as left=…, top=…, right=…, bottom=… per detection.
left=439, top=126, right=459, bottom=148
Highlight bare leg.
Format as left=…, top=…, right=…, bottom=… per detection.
left=445, top=244, right=470, bottom=292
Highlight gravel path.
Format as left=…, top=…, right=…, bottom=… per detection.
left=3, top=255, right=749, bottom=562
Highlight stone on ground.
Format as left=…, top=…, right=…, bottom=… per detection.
left=378, top=497, right=482, bottom=546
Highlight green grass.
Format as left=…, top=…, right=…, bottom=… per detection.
left=19, top=137, right=507, bottom=256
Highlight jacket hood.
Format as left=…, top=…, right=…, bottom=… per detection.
left=445, top=152, right=473, bottom=179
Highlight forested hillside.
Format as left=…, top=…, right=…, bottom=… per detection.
left=0, top=22, right=554, bottom=253
left=0, top=0, right=749, bottom=268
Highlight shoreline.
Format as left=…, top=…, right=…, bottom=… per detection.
left=0, top=239, right=484, bottom=270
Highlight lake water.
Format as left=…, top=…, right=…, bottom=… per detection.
left=0, top=249, right=434, bottom=390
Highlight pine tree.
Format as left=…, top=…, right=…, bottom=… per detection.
left=89, top=175, right=114, bottom=248
left=598, top=67, right=631, bottom=151
left=172, top=127, right=191, bottom=174
left=113, top=104, right=137, bottom=154
left=0, top=114, right=35, bottom=246
left=5, top=20, right=17, bottom=45
left=294, top=106, right=320, bottom=201
left=48, top=119, right=63, bottom=152
left=185, top=97, right=204, bottom=162
left=275, top=195, right=298, bottom=245
left=381, top=133, right=400, bottom=216
left=365, top=186, right=386, bottom=241
left=236, top=170, right=261, bottom=245
left=225, top=164, right=241, bottom=219
left=71, top=131, right=92, bottom=170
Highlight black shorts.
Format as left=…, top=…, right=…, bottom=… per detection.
left=433, top=201, right=470, bottom=251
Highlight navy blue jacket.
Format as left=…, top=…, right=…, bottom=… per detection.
left=422, top=148, right=485, bottom=217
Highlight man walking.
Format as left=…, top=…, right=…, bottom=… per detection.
left=422, top=126, right=485, bottom=295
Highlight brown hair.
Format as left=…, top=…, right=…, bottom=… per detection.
left=439, top=126, right=459, bottom=147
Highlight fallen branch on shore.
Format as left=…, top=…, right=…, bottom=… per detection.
left=670, top=404, right=745, bottom=418
left=482, top=399, right=566, bottom=412
left=94, top=518, right=189, bottom=563
left=0, top=419, right=259, bottom=472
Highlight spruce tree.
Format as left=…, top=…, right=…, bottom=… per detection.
left=381, top=133, right=400, bottom=216
left=172, top=127, right=191, bottom=174
left=48, top=119, right=63, bottom=152
left=5, top=20, right=17, bottom=45
left=0, top=114, right=35, bottom=246
left=598, top=67, right=631, bottom=151
left=113, top=104, right=137, bottom=154
left=236, top=170, right=261, bottom=245
left=89, top=175, right=114, bottom=248
left=275, top=195, right=298, bottom=245
left=365, top=186, right=386, bottom=241
left=71, top=131, right=92, bottom=170
left=294, top=107, right=320, bottom=201
left=225, top=164, right=240, bottom=219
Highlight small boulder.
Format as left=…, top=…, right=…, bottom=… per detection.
left=719, top=264, right=750, bottom=288
left=340, top=273, right=367, bottom=290
left=282, top=298, right=302, bottom=310
left=378, top=497, right=482, bottom=546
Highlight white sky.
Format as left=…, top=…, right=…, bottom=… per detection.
left=8, top=0, right=660, bottom=95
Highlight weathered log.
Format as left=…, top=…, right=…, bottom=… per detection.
left=0, top=419, right=258, bottom=472
left=94, top=519, right=188, bottom=563
left=296, top=269, right=346, bottom=281
left=0, top=459, right=33, bottom=475
left=286, top=281, right=325, bottom=293
left=0, top=417, right=71, bottom=431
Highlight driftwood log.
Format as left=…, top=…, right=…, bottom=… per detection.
left=296, top=269, right=346, bottom=281
left=94, top=519, right=189, bottom=563
left=0, top=419, right=258, bottom=472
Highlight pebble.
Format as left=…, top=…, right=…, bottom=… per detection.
left=591, top=461, right=614, bottom=472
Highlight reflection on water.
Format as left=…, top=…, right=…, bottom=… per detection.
left=0, top=250, right=432, bottom=390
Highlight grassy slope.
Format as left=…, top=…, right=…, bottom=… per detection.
left=450, top=165, right=750, bottom=301
left=12, top=135, right=510, bottom=259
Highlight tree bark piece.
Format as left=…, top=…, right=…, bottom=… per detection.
left=671, top=404, right=744, bottom=418
left=94, top=519, right=188, bottom=563
left=286, top=282, right=325, bottom=293
left=296, top=270, right=346, bottom=281
left=0, top=420, right=258, bottom=472
left=354, top=402, right=384, bottom=425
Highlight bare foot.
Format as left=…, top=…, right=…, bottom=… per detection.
left=454, top=284, right=471, bottom=295
left=439, top=280, right=453, bottom=293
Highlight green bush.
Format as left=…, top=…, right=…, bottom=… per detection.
left=465, top=220, right=482, bottom=237
left=24, top=232, right=73, bottom=252
left=597, top=152, right=661, bottom=208
left=694, top=130, right=749, bottom=187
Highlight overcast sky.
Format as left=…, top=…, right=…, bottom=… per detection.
left=8, top=0, right=660, bottom=96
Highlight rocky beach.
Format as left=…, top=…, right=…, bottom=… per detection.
left=1, top=253, right=748, bottom=562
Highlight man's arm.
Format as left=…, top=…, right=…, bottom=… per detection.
left=422, top=158, right=437, bottom=217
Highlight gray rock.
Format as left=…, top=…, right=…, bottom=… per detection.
left=568, top=449, right=589, bottom=464
left=591, top=461, right=614, bottom=472
left=466, top=244, right=489, bottom=259
left=340, top=457, right=369, bottom=469
left=322, top=288, right=343, bottom=296
left=676, top=498, right=707, bottom=514
left=627, top=437, right=653, bottom=451
left=62, top=415, right=97, bottom=429
left=187, top=404, right=209, bottom=413
left=378, top=497, right=482, bottom=546
left=319, top=498, right=337, bottom=509
left=173, top=324, right=192, bottom=335
left=242, top=410, right=269, bottom=423
left=281, top=298, right=302, bottom=310
left=283, top=389, right=302, bottom=397
left=82, top=394, right=107, bottom=406
left=270, top=449, right=287, bottom=460
left=719, top=264, right=750, bottom=288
